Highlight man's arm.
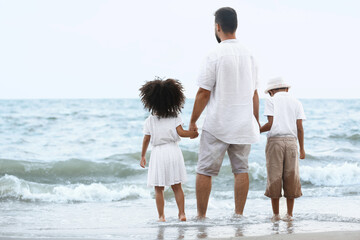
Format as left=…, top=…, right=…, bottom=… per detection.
left=260, top=116, right=273, bottom=133
left=297, top=119, right=305, bottom=159
left=189, top=88, right=211, bottom=132
left=253, top=90, right=260, bottom=127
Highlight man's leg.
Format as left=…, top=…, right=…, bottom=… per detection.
left=229, top=144, right=251, bottom=215
left=196, top=131, right=227, bottom=219
left=234, top=172, right=249, bottom=215
left=196, top=173, right=212, bottom=218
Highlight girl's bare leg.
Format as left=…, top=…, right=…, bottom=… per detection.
left=155, top=186, right=165, bottom=222
left=171, top=183, right=186, bottom=221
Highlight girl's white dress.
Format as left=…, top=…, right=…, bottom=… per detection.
left=143, top=115, right=187, bottom=187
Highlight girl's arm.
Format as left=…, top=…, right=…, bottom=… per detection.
left=176, top=125, right=199, bottom=139
left=140, top=135, right=151, bottom=168
left=297, top=119, right=305, bottom=159
left=260, top=116, right=273, bottom=133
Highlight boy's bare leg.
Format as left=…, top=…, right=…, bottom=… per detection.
left=286, top=198, right=294, bottom=216
left=171, top=183, right=186, bottom=221
left=271, top=198, right=281, bottom=221
left=271, top=198, right=280, bottom=215
left=234, top=173, right=249, bottom=215
left=155, top=186, right=165, bottom=222
left=196, top=173, right=212, bottom=219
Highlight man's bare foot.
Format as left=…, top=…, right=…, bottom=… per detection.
left=179, top=213, right=186, bottom=221
left=158, top=216, right=166, bottom=222
left=282, top=213, right=293, bottom=222
left=271, top=214, right=281, bottom=222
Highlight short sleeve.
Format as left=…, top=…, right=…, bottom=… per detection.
left=175, top=116, right=183, bottom=127
left=251, top=56, right=259, bottom=90
left=297, top=101, right=306, bottom=120
left=264, top=97, right=274, bottom=116
left=197, top=53, right=217, bottom=91
left=143, top=117, right=151, bottom=135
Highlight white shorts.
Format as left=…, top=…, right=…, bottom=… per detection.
left=197, top=130, right=251, bottom=176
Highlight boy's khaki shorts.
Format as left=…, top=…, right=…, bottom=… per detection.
left=265, top=137, right=302, bottom=199
left=197, top=130, right=251, bottom=176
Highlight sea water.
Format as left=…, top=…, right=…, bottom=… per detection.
left=0, top=99, right=359, bottom=239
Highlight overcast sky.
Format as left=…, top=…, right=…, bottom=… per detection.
left=1, top=0, right=359, bottom=99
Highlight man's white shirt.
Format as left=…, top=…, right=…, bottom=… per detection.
left=197, top=39, right=260, bottom=144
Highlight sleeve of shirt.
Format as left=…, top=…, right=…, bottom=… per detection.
left=251, top=56, right=260, bottom=90
left=264, top=97, right=274, bottom=116
left=297, top=101, right=306, bottom=120
left=197, top=53, right=217, bottom=91
left=143, top=117, right=151, bottom=135
left=175, top=116, right=183, bottom=127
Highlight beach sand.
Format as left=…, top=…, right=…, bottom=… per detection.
left=1, top=231, right=360, bottom=240
left=215, top=231, right=360, bottom=240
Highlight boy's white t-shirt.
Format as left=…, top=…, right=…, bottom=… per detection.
left=264, top=92, right=306, bottom=138
left=197, top=39, right=260, bottom=144
left=143, top=115, right=183, bottom=146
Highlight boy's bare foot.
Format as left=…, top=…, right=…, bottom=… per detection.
left=158, top=216, right=166, bottom=222
left=233, top=213, right=243, bottom=219
left=271, top=214, right=281, bottom=222
left=195, top=216, right=207, bottom=221
left=179, top=213, right=186, bottom=221
left=282, top=213, right=293, bottom=222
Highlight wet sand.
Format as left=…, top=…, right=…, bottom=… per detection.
left=1, top=230, right=359, bottom=240
left=215, top=230, right=360, bottom=240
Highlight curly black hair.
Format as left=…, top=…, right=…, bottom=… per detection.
left=139, top=78, right=185, bottom=118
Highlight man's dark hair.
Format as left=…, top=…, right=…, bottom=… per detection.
left=214, top=7, right=237, bottom=33
left=139, top=78, right=185, bottom=118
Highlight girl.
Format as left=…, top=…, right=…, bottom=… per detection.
left=139, top=78, right=198, bottom=222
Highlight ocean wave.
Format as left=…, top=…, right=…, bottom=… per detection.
left=0, top=158, right=144, bottom=184
left=329, top=133, right=360, bottom=141
left=1, top=157, right=360, bottom=188
left=301, top=162, right=360, bottom=186
left=0, top=175, right=150, bottom=203
left=248, top=161, right=360, bottom=187
left=249, top=162, right=267, bottom=182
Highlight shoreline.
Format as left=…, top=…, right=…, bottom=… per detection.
left=0, top=231, right=359, bottom=240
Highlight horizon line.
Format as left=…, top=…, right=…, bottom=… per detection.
left=0, top=97, right=359, bottom=100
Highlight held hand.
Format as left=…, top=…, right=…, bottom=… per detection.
left=140, top=156, right=146, bottom=168
left=300, top=149, right=305, bottom=159
left=189, top=122, right=198, bottom=132
left=190, top=130, right=199, bottom=139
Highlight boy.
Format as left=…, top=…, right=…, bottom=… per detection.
left=260, top=77, right=306, bottom=222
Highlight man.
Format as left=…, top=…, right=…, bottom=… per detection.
left=189, top=7, right=260, bottom=218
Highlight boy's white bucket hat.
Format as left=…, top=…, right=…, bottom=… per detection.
left=264, top=77, right=291, bottom=94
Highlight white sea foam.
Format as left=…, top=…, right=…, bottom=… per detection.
left=0, top=174, right=151, bottom=203
left=300, top=162, right=360, bottom=186
left=246, top=161, right=360, bottom=187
